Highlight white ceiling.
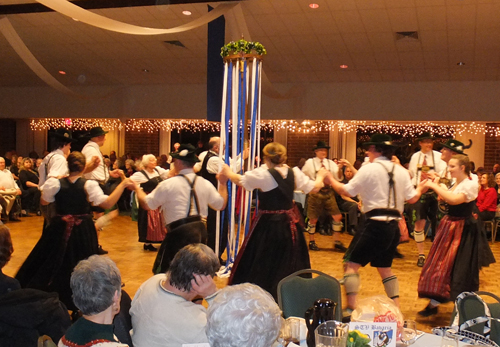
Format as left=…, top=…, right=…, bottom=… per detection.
left=0, top=0, right=499, bottom=88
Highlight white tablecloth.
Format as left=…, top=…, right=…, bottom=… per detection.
left=398, top=333, right=470, bottom=347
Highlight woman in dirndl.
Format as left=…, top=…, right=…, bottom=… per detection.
left=15, top=152, right=134, bottom=311
left=130, top=154, right=169, bottom=252
left=221, top=142, right=327, bottom=300
left=417, top=154, right=495, bottom=317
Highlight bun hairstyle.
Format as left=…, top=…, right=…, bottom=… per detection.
left=451, top=154, right=471, bottom=176
left=262, top=142, right=287, bottom=165
left=67, top=152, right=86, bottom=173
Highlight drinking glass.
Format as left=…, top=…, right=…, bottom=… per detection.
left=440, top=330, right=458, bottom=347
left=279, top=318, right=301, bottom=346
left=400, top=320, right=417, bottom=346
left=315, top=320, right=349, bottom=347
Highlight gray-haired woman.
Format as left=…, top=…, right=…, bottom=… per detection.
left=59, top=255, right=128, bottom=346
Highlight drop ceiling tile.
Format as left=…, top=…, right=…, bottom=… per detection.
left=380, top=69, right=405, bottom=81
left=351, top=52, right=378, bottom=69
left=374, top=52, right=401, bottom=68
left=368, top=32, right=398, bottom=52
left=416, top=6, right=447, bottom=31
left=419, top=30, right=447, bottom=51
left=332, top=10, right=366, bottom=33
left=448, top=50, right=475, bottom=67
left=325, top=0, right=358, bottom=11
left=449, top=68, right=475, bottom=81
left=243, top=0, right=277, bottom=15
left=306, top=12, right=340, bottom=35
left=359, top=9, right=392, bottom=32
left=385, top=0, right=416, bottom=8
left=448, top=30, right=475, bottom=50
left=355, top=0, right=386, bottom=10
left=387, top=7, right=418, bottom=31
left=305, top=54, right=334, bottom=71
left=317, top=34, right=350, bottom=54
left=395, top=39, right=422, bottom=52
left=474, top=50, right=500, bottom=68
left=476, top=3, right=500, bottom=28
left=342, top=32, right=373, bottom=52
left=281, top=14, right=313, bottom=35
left=423, top=51, right=449, bottom=68
left=398, top=50, right=425, bottom=69
left=253, top=14, right=289, bottom=36
left=244, top=15, right=267, bottom=37
left=294, top=35, right=325, bottom=55
left=475, top=29, right=500, bottom=50
left=270, top=0, right=303, bottom=14
left=446, top=5, right=477, bottom=31
left=425, top=69, right=450, bottom=81
left=414, top=0, right=445, bottom=6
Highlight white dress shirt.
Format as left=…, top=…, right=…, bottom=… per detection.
left=38, top=149, right=68, bottom=188
left=82, top=141, right=108, bottom=183
left=302, top=157, right=343, bottom=182
left=344, top=157, right=418, bottom=214
left=41, top=177, right=108, bottom=206
left=145, top=168, right=225, bottom=225
left=194, top=150, right=243, bottom=173
left=240, top=164, right=317, bottom=194
left=408, top=150, right=447, bottom=186
left=0, top=169, right=19, bottom=190
left=130, top=167, right=169, bottom=184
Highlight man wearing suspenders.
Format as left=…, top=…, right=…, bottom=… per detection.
left=134, top=144, right=228, bottom=273
left=328, top=134, right=424, bottom=316
left=408, top=133, right=447, bottom=267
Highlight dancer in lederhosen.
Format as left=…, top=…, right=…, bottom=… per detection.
left=417, top=154, right=495, bottom=317
left=130, top=154, right=169, bottom=252
left=221, top=142, right=327, bottom=300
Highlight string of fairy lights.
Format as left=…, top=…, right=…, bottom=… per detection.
left=29, top=118, right=500, bottom=136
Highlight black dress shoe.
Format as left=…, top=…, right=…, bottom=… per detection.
left=309, top=241, right=320, bottom=251
left=9, top=216, right=21, bottom=222
left=97, top=245, right=108, bottom=255
left=334, top=241, right=347, bottom=252
left=143, top=243, right=158, bottom=252
left=417, top=304, right=438, bottom=317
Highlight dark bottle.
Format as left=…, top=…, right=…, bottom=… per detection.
left=304, top=298, right=336, bottom=347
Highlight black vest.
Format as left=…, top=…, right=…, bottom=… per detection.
left=55, top=177, right=91, bottom=215
left=258, top=168, right=294, bottom=211
left=199, top=151, right=217, bottom=187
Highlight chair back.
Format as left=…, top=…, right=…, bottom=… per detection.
left=38, top=335, right=57, bottom=347
left=277, top=269, right=342, bottom=321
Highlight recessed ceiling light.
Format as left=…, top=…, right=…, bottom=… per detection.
left=340, top=65, right=348, bottom=69
left=457, top=62, right=465, bottom=66
left=72, top=18, right=79, bottom=21
left=142, top=69, right=149, bottom=73
left=58, top=70, right=66, bottom=75
left=309, top=3, right=319, bottom=9
left=182, top=10, right=192, bottom=15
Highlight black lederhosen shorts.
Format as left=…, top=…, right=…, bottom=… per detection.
left=412, top=192, right=438, bottom=221
left=345, top=216, right=400, bottom=268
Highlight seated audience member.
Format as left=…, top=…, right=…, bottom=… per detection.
left=19, top=157, right=41, bottom=216
left=0, top=224, right=20, bottom=295
left=130, top=243, right=220, bottom=347
left=496, top=173, right=500, bottom=203
left=337, top=166, right=361, bottom=235
left=477, top=173, right=497, bottom=222
left=0, top=224, right=71, bottom=346
left=0, top=157, right=22, bottom=222
left=59, top=255, right=128, bottom=347
left=206, top=283, right=282, bottom=347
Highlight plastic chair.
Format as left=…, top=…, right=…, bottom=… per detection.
left=277, top=269, right=342, bottom=321
left=38, top=335, right=57, bottom=347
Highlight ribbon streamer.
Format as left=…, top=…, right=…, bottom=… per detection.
left=36, top=0, right=237, bottom=35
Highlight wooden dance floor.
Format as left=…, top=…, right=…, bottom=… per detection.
left=4, top=214, right=500, bottom=333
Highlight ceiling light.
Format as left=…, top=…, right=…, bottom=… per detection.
left=309, top=3, right=319, bottom=9
left=72, top=18, right=79, bottom=21
left=340, top=65, right=348, bottom=69
left=142, top=69, right=149, bottom=73
left=182, top=10, right=192, bottom=15
left=457, top=62, right=465, bottom=66
left=58, top=70, right=66, bottom=75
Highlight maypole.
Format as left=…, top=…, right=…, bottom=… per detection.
left=217, top=39, right=266, bottom=275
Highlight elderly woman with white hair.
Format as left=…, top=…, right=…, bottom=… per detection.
left=58, top=255, right=128, bottom=346
left=206, top=283, right=282, bottom=347
left=130, top=154, right=170, bottom=251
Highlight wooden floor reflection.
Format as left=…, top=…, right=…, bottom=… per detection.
left=4, top=214, right=500, bottom=333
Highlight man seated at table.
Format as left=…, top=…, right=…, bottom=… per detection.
left=130, top=243, right=220, bottom=347
left=206, top=283, right=282, bottom=347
